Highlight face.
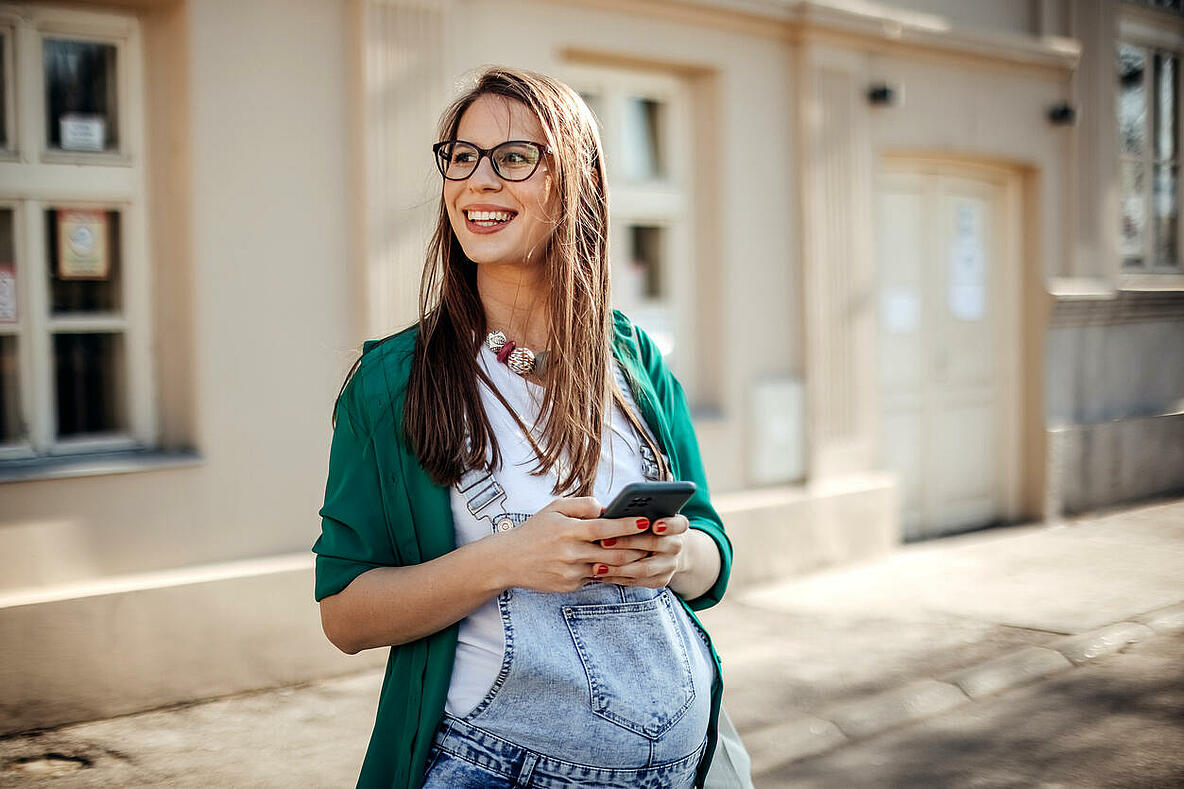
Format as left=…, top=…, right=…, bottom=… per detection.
left=443, top=94, right=559, bottom=270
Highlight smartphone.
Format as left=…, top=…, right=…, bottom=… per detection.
left=601, top=481, right=696, bottom=523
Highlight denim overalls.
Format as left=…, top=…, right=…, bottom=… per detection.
left=423, top=370, right=717, bottom=789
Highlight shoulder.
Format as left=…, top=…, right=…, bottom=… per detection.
left=336, top=323, right=419, bottom=430
left=610, top=309, right=664, bottom=375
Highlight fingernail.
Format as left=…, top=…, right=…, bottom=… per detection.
left=602, top=538, right=617, bottom=547
left=596, top=564, right=609, bottom=575
left=636, top=518, right=649, bottom=530
left=599, top=507, right=606, bottom=516
left=654, top=522, right=667, bottom=533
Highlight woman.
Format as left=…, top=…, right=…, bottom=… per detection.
left=314, top=66, right=734, bottom=789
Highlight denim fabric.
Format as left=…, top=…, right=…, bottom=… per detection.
left=429, top=355, right=717, bottom=780
left=423, top=714, right=707, bottom=789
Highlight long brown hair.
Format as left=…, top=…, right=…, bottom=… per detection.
left=402, top=66, right=666, bottom=495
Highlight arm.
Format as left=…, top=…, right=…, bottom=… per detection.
left=320, top=488, right=652, bottom=654
left=598, top=320, right=732, bottom=608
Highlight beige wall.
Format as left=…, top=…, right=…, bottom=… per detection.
left=864, top=54, right=1071, bottom=279
left=450, top=0, right=800, bottom=492
left=0, top=0, right=353, bottom=591
left=879, top=0, right=1040, bottom=36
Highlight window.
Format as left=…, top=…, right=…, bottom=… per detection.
left=0, top=6, right=153, bottom=463
left=1118, top=6, right=1183, bottom=274
left=1, top=23, right=12, bottom=155
left=568, top=67, right=701, bottom=399
left=1125, top=0, right=1183, bottom=14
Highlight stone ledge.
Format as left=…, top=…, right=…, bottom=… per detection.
left=944, top=646, right=1073, bottom=700
left=1049, top=621, right=1157, bottom=666
left=822, top=679, right=968, bottom=741
left=1133, top=602, right=1184, bottom=634
left=716, top=474, right=899, bottom=589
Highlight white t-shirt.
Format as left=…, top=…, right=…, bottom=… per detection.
left=445, top=345, right=654, bottom=717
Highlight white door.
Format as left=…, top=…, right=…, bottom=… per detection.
left=876, top=170, right=1009, bottom=540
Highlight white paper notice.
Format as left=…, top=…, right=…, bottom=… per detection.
left=949, top=201, right=986, bottom=321
left=60, top=114, right=107, bottom=152
left=0, top=265, right=15, bottom=322
left=881, top=286, right=920, bottom=334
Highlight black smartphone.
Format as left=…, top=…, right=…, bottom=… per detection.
left=601, top=481, right=696, bottom=523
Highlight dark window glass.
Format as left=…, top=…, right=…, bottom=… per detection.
left=54, top=332, right=126, bottom=438
left=1154, top=164, right=1179, bottom=266
left=0, top=34, right=8, bottom=150
left=1121, top=160, right=1147, bottom=266
left=0, top=208, right=14, bottom=323
left=1156, top=54, right=1178, bottom=161
left=44, top=38, right=119, bottom=152
left=622, top=97, right=664, bottom=180
left=45, top=208, right=122, bottom=314
left=0, top=336, right=20, bottom=443
left=629, top=225, right=663, bottom=299
left=0, top=206, right=13, bottom=266
left=1118, top=44, right=1148, bottom=158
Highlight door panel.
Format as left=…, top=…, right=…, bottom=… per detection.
left=877, top=170, right=1005, bottom=539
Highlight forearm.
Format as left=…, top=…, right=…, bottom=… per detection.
left=668, top=527, right=722, bottom=601
left=319, top=538, right=508, bottom=654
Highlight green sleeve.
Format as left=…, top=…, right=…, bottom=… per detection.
left=312, top=378, right=399, bottom=602
left=635, top=327, right=733, bottom=611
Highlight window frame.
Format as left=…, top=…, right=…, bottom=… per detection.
left=563, top=65, right=700, bottom=402
left=0, top=3, right=155, bottom=463
left=1118, top=9, right=1184, bottom=283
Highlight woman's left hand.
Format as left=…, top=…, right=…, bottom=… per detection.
left=597, top=515, right=723, bottom=599
left=595, top=515, right=690, bottom=589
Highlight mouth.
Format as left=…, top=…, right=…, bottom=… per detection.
left=463, top=208, right=518, bottom=232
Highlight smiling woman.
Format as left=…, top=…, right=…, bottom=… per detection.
left=313, top=66, right=741, bottom=789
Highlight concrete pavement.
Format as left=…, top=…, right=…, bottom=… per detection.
left=2, top=496, right=1183, bottom=788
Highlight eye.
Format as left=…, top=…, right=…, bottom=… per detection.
left=453, top=150, right=478, bottom=163
left=495, top=144, right=540, bottom=169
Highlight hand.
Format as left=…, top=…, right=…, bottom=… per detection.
left=493, top=497, right=652, bottom=593
left=595, top=514, right=690, bottom=589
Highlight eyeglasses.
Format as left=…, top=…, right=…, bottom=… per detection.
left=432, top=139, right=551, bottom=182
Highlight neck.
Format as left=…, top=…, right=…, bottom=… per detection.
left=477, top=262, right=551, bottom=350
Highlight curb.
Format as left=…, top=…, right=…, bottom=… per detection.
left=749, top=600, right=1184, bottom=777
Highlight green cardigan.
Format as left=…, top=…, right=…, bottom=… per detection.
left=314, top=310, right=733, bottom=789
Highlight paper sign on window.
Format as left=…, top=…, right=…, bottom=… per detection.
left=948, top=202, right=986, bottom=322
left=57, top=209, right=110, bottom=280
left=60, top=114, right=107, bottom=152
left=0, top=264, right=15, bottom=322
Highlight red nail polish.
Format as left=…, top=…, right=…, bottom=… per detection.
left=602, top=538, right=617, bottom=547
left=596, top=564, right=609, bottom=575
left=637, top=518, right=649, bottom=530
left=599, top=507, right=606, bottom=516
left=654, top=522, right=667, bottom=533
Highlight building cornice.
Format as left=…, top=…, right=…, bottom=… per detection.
left=551, top=0, right=1081, bottom=73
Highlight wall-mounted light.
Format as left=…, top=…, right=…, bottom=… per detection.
left=867, top=82, right=901, bottom=107
left=1048, top=102, right=1077, bottom=125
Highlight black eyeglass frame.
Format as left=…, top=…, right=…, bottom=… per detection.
left=432, top=139, right=553, bottom=182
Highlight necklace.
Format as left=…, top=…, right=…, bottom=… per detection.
left=485, top=330, right=550, bottom=377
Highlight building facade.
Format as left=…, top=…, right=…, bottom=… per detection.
left=1, top=0, right=1182, bottom=734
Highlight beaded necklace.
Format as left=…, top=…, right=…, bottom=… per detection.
left=484, top=330, right=550, bottom=377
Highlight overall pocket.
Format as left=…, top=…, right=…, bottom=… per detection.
left=562, top=591, right=696, bottom=739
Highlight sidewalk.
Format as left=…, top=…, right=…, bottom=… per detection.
left=2, top=497, right=1183, bottom=788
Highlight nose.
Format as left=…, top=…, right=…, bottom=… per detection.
left=467, top=154, right=501, bottom=191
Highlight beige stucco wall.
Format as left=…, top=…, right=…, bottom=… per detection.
left=444, top=0, right=800, bottom=492
left=0, top=0, right=353, bottom=591
left=864, top=53, right=1070, bottom=278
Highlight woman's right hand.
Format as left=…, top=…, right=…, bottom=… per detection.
left=494, top=497, right=652, bottom=593
left=320, top=497, right=652, bottom=654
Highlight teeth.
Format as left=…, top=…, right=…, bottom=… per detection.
left=466, top=210, right=513, bottom=222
